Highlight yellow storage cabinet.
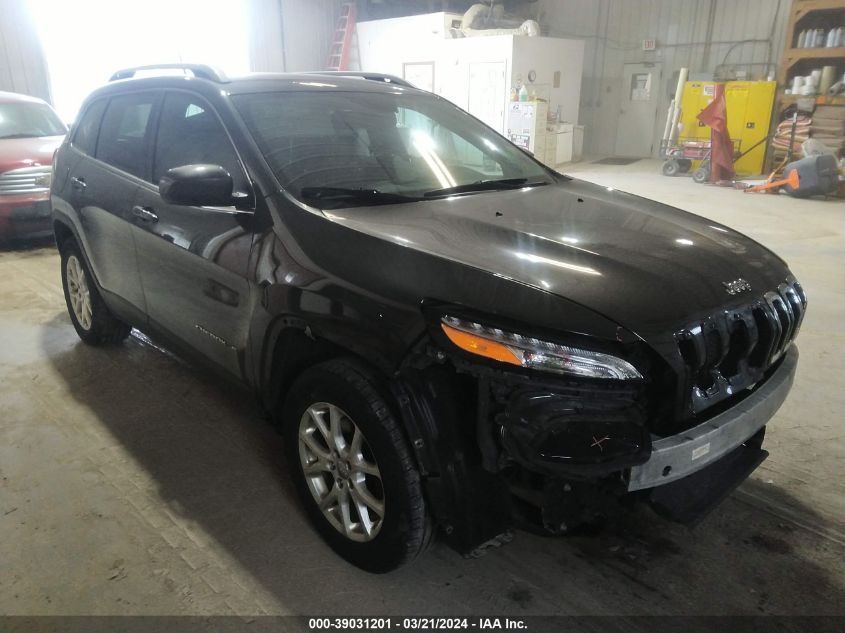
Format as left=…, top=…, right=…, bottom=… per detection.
left=725, top=81, right=777, bottom=176
left=679, top=81, right=718, bottom=141
left=678, top=80, right=776, bottom=176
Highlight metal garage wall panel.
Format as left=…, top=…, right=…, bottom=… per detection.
left=249, top=0, right=288, bottom=72
left=0, top=0, right=51, bottom=102
left=248, top=0, right=341, bottom=72
left=539, top=0, right=790, bottom=157
left=1, top=0, right=340, bottom=100
left=282, top=0, right=342, bottom=72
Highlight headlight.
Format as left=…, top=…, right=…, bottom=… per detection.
left=34, top=172, right=52, bottom=188
left=440, top=316, right=642, bottom=380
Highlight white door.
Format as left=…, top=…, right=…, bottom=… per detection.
left=614, top=62, right=662, bottom=157
left=468, top=61, right=507, bottom=135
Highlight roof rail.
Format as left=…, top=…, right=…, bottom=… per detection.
left=310, top=71, right=415, bottom=89
left=109, top=64, right=228, bottom=83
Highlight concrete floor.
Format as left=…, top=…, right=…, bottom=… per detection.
left=1, top=159, right=843, bottom=617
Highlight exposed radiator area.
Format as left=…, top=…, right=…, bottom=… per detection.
left=676, top=277, right=807, bottom=414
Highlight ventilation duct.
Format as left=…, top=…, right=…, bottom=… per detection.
left=460, top=2, right=539, bottom=38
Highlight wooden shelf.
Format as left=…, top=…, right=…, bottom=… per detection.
left=777, top=0, right=845, bottom=86
left=794, top=0, right=845, bottom=7
left=792, top=0, right=845, bottom=17
left=779, top=93, right=845, bottom=105
left=767, top=0, right=845, bottom=172
left=783, top=47, right=845, bottom=73
left=785, top=47, right=845, bottom=59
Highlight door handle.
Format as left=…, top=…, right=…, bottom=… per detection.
left=259, top=279, right=271, bottom=308
left=203, top=279, right=240, bottom=307
left=70, top=176, right=86, bottom=190
left=132, top=205, right=159, bottom=223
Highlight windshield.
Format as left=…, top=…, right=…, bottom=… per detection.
left=233, top=89, right=553, bottom=207
left=0, top=101, right=67, bottom=139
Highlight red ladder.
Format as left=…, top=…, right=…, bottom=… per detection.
left=326, top=3, right=357, bottom=71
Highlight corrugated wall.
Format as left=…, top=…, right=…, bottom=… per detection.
left=539, top=0, right=790, bottom=157
left=249, top=0, right=341, bottom=72
left=0, top=0, right=52, bottom=101
left=249, top=0, right=289, bottom=72
left=0, top=0, right=791, bottom=149
left=282, top=0, right=342, bottom=71
left=0, top=0, right=338, bottom=105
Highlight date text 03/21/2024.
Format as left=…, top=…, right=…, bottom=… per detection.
left=308, top=617, right=528, bottom=630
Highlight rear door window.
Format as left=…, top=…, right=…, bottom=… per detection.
left=96, top=93, right=157, bottom=179
left=71, top=99, right=107, bottom=156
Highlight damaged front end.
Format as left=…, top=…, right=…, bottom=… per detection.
left=391, top=307, right=664, bottom=555
left=486, top=372, right=652, bottom=534
left=391, top=297, right=799, bottom=556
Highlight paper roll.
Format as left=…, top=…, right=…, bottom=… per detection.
left=820, top=66, right=836, bottom=95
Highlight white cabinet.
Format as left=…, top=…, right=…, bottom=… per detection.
left=552, top=124, right=585, bottom=165
left=356, top=13, right=584, bottom=138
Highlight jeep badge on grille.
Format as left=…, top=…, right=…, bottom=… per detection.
left=722, top=278, right=751, bottom=295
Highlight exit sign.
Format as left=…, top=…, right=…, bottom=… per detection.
left=642, top=39, right=657, bottom=51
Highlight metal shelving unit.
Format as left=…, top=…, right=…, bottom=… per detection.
left=766, top=0, right=845, bottom=173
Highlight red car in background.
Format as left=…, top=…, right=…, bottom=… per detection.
left=0, top=91, right=67, bottom=242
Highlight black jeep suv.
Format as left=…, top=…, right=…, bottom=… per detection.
left=52, top=65, right=805, bottom=572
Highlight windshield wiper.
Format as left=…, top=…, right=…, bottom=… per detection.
left=0, top=133, right=37, bottom=140
left=300, top=186, right=423, bottom=207
left=423, top=178, right=548, bottom=198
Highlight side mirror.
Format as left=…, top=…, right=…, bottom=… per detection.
left=159, top=164, right=234, bottom=207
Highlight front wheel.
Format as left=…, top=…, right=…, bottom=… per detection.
left=661, top=159, right=680, bottom=177
left=60, top=240, right=131, bottom=345
left=283, top=359, right=432, bottom=572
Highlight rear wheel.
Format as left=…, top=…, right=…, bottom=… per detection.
left=693, top=161, right=710, bottom=184
left=60, top=240, right=131, bottom=345
left=283, top=359, right=432, bottom=572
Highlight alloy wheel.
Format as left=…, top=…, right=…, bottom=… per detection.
left=298, top=402, right=385, bottom=542
left=66, top=255, right=92, bottom=330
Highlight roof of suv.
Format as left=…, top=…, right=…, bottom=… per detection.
left=92, top=71, right=420, bottom=101
left=0, top=90, right=49, bottom=105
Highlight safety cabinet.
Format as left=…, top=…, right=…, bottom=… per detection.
left=679, top=80, right=777, bottom=176
left=679, top=81, right=719, bottom=142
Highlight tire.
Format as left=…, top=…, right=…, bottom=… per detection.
left=693, top=162, right=710, bottom=184
left=60, top=239, right=131, bottom=345
left=661, top=160, right=680, bottom=177
left=283, top=358, right=432, bottom=572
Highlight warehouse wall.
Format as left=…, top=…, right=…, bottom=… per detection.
left=249, top=0, right=341, bottom=72
left=1, top=0, right=792, bottom=156
left=0, top=0, right=52, bottom=102
left=539, top=0, right=790, bottom=157
left=0, top=0, right=335, bottom=108
left=249, top=0, right=289, bottom=72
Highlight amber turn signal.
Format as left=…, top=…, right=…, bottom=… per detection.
left=439, top=316, right=643, bottom=379
left=440, top=322, right=522, bottom=365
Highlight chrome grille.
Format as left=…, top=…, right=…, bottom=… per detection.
left=676, top=276, right=806, bottom=413
left=0, top=166, right=51, bottom=195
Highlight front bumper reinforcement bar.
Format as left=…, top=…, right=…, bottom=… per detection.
left=627, top=346, right=798, bottom=492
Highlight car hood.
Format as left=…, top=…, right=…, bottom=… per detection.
left=0, top=135, right=63, bottom=173
left=322, top=179, right=792, bottom=337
